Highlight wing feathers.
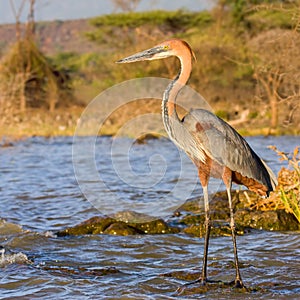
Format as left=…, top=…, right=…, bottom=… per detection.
left=182, top=109, right=277, bottom=192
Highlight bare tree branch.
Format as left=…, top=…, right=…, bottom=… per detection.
left=112, top=0, right=141, bottom=12
left=9, top=0, right=27, bottom=40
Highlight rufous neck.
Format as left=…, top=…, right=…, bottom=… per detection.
left=162, top=52, right=192, bottom=120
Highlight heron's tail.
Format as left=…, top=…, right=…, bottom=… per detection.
left=261, top=159, right=278, bottom=193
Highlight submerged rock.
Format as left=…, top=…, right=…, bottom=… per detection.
left=0, top=218, right=24, bottom=235
left=42, top=264, right=121, bottom=277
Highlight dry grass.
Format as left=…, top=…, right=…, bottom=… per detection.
left=0, top=38, right=70, bottom=113
left=251, top=146, right=300, bottom=222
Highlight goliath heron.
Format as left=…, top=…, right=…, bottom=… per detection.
left=117, top=39, right=277, bottom=288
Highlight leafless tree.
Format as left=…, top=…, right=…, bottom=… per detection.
left=26, top=0, right=36, bottom=37
left=112, top=0, right=141, bottom=12
left=9, top=0, right=26, bottom=40
left=250, top=28, right=300, bottom=131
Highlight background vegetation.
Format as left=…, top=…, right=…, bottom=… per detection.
left=0, top=0, right=299, bottom=137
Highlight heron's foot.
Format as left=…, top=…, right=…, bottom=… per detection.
left=176, top=278, right=204, bottom=295
left=234, top=279, right=244, bottom=288
left=227, top=278, right=247, bottom=290
left=176, top=277, right=222, bottom=294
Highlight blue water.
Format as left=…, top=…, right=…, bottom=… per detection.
left=0, top=135, right=299, bottom=299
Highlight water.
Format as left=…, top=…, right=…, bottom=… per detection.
left=0, top=135, right=299, bottom=299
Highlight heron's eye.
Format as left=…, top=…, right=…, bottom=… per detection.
left=163, top=45, right=169, bottom=51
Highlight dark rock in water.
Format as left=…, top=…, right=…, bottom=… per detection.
left=174, top=190, right=300, bottom=235
left=175, top=192, right=237, bottom=237
left=234, top=209, right=300, bottom=231
left=130, top=218, right=179, bottom=234
left=0, top=141, right=14, bottom=147
left=103, top=222, right=143, bottom=235
left=56, top=189, right=299, bottom=237
left=42, top=264, right=120, bottom=278
left=183, top=221, right=245, bottom=238
left=112, top=210, right=159, bottom=223
left=56, top=213, right=179, bottom=236
left=56, top=216, right=116, bottom=236
left=134, top=133, right=161, bottom=144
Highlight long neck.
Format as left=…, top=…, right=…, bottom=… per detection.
left=162, top=54, right=192, bottom=134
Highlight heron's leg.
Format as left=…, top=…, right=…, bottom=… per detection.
left=197, top=166, right=211, bottom=284
left=177, top=182, right=211, bottom=294
left=176, top=178, right=211, bottom=295
left=201, top=184, right=211, bottom=283
left=225, top=177, right=244, bottom=288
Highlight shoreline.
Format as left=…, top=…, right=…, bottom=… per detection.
left=1, top=125, right=299, bottom=143
left=1, top=104, right=299, bottom=145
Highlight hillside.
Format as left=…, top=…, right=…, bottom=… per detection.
left=0, top=19, right=100, bottom=55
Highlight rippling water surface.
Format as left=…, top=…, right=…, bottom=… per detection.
left=0, top=136, right=299, bottom=299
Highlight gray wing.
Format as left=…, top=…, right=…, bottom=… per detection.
left=182, top=109, right=277, bottom=191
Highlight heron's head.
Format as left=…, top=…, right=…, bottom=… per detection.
left=116, top=39, right=196, bottom=64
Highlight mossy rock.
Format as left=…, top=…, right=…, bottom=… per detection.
left=56, top=214, right=179, bottom=236
left=56, top=189, right=300, bottom=237
left=56, top=216, right=116, bottom=236
left=179, top=214, right=205, bottom=225
left=183, top=222, right=245, bottom=237
left=175, top=190, right=300, bottom=234
left=129, top=218, right=179, bottom=234
left=103, top=222, right=143, bottom=235
left=176, top=190, right=243, bottom=214
left=234, top=209, right=300, bottom=231
left=176, top=197, right=203, bottom=213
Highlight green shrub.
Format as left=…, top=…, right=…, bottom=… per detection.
left=89, top=10, right=212, bottom=29
left=246, top=8, right=296, bottom=31
left=86, top=10, right=213, bottom=43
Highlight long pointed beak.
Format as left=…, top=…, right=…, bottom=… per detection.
left=116, top=46, right=164, bottom=63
